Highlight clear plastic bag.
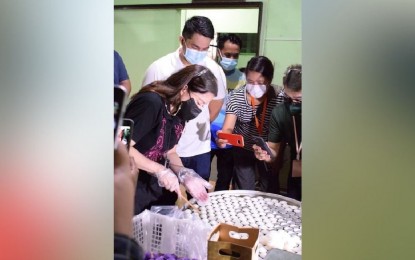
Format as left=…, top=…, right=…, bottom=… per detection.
left=133, top=209, right=211, bottom=260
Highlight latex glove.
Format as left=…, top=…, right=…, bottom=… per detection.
left=178, top=167, right=212, bottom=204
left=155, top=168, right=180, bottom=193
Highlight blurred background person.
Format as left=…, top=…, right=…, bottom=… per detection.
left=114, top=142, right=141, bottom=260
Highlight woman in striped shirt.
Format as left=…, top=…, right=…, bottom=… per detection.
left=216, top=56, right=283, bottom=192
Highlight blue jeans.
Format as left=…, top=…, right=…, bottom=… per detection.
left=180, top=151, right=211, bottom=181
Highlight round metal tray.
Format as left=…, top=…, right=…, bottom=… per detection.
left=182, top=190, right=302, bottom=258
left=184, top=190, right=301, bottom=209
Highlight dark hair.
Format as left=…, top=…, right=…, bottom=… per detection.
left=283, top=64, right=302, bottom=91
left=131, top=65, right=217, bottom=113
left=182, top=16, right=214, bottom=40
left=217, top=33, right=243, bottom=50
left=245, top=56, right=274, bottom=83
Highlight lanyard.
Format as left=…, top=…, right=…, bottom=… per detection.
left=292, top=116, right=302, bottom=160
left=250, top=95, right=267, bottom=136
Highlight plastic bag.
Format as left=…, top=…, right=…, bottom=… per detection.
left=133, top=209, right=211, bottom=260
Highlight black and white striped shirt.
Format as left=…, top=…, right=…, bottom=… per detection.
left=226, top=85, right=284, bottom=151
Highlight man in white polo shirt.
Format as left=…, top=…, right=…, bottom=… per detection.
left=142, top=16, right=226, bottom=188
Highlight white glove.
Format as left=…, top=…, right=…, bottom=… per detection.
left=155, top=168, right=180, bottom=193
left=178, top=167, right=212, bottom=204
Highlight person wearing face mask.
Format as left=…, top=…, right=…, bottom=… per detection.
left=142, top=16, right=227, bottom=196
left=210, top=33, right=246, bottom=191
left=124, top=65, right=218, bottom=214
left=253, top=64, right=302, bottom=201
left=216, top=56, right=284, bottom=192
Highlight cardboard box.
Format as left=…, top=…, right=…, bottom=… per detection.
left=208, top=223, right=259, bottom=260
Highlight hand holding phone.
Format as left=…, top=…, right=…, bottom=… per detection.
left=114, top=85, right=128, bottom=148
left=252, top=136, right=273, bottom=157
left=217, top=132, right=245, bottom=147
left=119, top=118, right=134, bottom=151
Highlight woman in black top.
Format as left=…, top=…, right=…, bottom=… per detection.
left=124, top=65, right=218, bottom=214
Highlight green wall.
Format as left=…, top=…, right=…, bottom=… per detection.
left=114, top=0, right=301, bottom=92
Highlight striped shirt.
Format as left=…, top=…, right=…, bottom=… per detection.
left=226, top=85, right=284, bottom=151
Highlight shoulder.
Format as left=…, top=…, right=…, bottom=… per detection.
left=147, top=52, right=176, bottom=71
left=204, top=58, right=226, bottom=81
left=272, top=102, right=289, bottom=117
left=130, top=92, right=163, bottom=109
left=228, top=87, right=246, bottom=105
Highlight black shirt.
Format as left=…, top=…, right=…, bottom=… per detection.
left=125, top=92, right=184, bottom=164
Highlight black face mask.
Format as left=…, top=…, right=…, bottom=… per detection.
left=289, top=102, right=302, bottom=115
left=177, top=98, right=202, bottom=121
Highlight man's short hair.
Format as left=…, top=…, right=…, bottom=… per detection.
left=217, top=33, right=243, bottom=50
left=182, top=16, right=215, bottom=40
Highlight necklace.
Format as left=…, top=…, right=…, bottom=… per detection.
left=165, top=102, right=182, bottom=116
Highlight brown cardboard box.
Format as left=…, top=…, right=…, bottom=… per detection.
left=208, top=223, right=259, bottom=260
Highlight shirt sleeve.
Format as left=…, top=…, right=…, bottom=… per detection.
left=124, top=93, right=163, bottom=144
left=268, top=105, right=284, bottom=143
left=114, top=51, right=129, bottom=83
left=226, top=89, right=241, bottom=116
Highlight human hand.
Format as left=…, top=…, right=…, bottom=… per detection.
left=178, top=168, right=212, bottom=204
left=215, top=130, right=229, bottom=148
left=155, top=168, right=180, bottom=193
left=114, top=143, right=137, bottom=237
left=252, top=144, right=272, bottom=162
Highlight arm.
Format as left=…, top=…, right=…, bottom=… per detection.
left=209, top=99, right=224, bottom=122
left=165, top=145, right=184, bottom=174
left=209, top=62, right=227, bottom=122
left=114, top=143, right=138, bottom=237
left=129, top=141, right=165, bottom=175
left=120, top=79, right=132, bottom=96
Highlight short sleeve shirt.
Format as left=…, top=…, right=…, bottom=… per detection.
left=114, top=50, right=129, bottom=85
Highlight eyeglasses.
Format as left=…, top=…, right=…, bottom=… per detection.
left=282, top=89, right=302, bottom=103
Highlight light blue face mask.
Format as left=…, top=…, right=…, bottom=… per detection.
left=219, top=56, right=238, bottom=71
left=184, top=43, right=208, bottom=64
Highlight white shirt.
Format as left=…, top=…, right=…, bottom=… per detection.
left=142, top=48, right=227, bottom=157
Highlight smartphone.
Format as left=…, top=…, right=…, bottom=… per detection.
left=217, top=132, right=245, bottom=147
left=114, top=85, right=128, bottom=148
left=119, top=118, right=134, bottom=151
left=252, top=136, right=273, bottom=156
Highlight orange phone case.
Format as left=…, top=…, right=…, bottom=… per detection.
left=217, top=132, right=245, bottom=147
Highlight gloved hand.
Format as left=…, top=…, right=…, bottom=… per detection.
left=155, top=168, right=180, bottom=193
left=178, top=167, right=212, bottom=204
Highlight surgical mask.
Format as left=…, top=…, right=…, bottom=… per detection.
left=177, top=98, right=202, bottom=121
left=219, top=53, right=238, bottom=71
left=289, top=102, right=302, bottom=115
left=183, top=43, right=208, bottom=64
left=246, top=84, right=267, bottom=99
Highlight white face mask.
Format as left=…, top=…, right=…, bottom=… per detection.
left=246, top=84, right=267, bottom=98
